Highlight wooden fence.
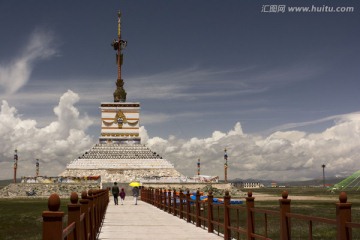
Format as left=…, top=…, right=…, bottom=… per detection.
left=42, top=188, right=109, bottom=240
left=141, top=187, right=360, bottom=240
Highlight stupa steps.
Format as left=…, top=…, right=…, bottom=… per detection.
left=66, top=143, right=174, bottom=169
left=67, top=158, right=174, bottom=169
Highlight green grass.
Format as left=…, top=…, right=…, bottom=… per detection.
left=0, top=198, right=68, bottom=240
left=251, top=200, right=337, bottom=239
left=186, top=187, right=360, bottom=239
left=248, top=186, right=360, bottom=199
left=236, top=188, right=360, bottom=239
left=207, top=200, right=360, bottom=239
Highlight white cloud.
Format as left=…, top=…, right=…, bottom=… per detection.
left=142, top=115, right=360, bottom=181
left=0, top=29, right=57, bottom=95
left=0, top=90, right=94, bottom=179
left=1, top=89, right=360, bottom=182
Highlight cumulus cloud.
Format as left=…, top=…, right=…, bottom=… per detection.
left=142, top=116, right=360, bottom=182
left=0, top=29, right=57, bottom=95
left=0, top=90, right=94, bottom=179
left=2, top=88, right=360, bottom=182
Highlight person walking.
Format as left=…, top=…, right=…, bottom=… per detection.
left=119, top=188, right=126, bottom=205
left=132, top=186, right=139, bottom=205
left=111, top=182, right=120, bottom=205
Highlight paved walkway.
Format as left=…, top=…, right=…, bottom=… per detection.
left=98, top=198, right=222, bottom=240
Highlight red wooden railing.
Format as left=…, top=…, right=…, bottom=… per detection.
left=141, top=187, right=360, bottom=240
left=42, top=188, right=109, bottom=240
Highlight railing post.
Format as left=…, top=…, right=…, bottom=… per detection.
left=42, top=193, right=64, bottom=240
left=155, top=188, right=159, bottom=208
left=87, top=189, right=96, bottom=240
left=95, top=190, right=101, bottom=235
left=207, top=190, right=214, bottom=233
left=163, top=188, right=167, bottom=211
left=145, top=187, right=149, bottom=203
left=153, top=188, right=156, bottom=206
left=150, top=188, right=153, bottom=204
left=96, top=190, right=102, bottom=234
left=173, top=189, right=177, bottom=216
left=149, top=188, right=153, bottom=204
left=179, top=189, right=184, bottom=219
left=93, top=190, right=99, bottom=233
left=186, top=189, right=191, bottom=222
left=160, top=188, right=163, bottom=209
left=246, top=191, right=255, bottom=240
left=98, top=190, right=103, bottom=225
left=144, top=187, right=148, bottom=203
left=141, top=187, right=145, bottom=202
left=224, top=190, right=231, bottom=240
left=80, top=191, right=90, bottom=240
left=100, top=189, right=108, bottom=222
left=155, top=188, right=161, bottom=208
left=336, top=192, right=352, bottom=240
left=168, top=189, right=172, bottom=214
left=196, top=190, right=201, bottom=227
left=279, top=190, right=291, bottom=240
left=67, top=192, right=81, bottom=240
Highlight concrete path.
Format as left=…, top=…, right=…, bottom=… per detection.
left=98, top=198, right=222, bottom=240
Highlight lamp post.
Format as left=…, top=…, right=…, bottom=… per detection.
left=197, top=158, right=200, bottom=176
left=322, top=164, right=326, bottom=188
left=36, top=159, right=40, bottom=177
left=224, top=148, right=228, bottom=183
left=13, top=149, right=18, bottom=183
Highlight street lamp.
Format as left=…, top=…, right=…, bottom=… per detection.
left=322, top=164, right=326, bottom=187
left=13, top=149, right=18, bottom=183
left=36, top=159, right=40, bottom=177
left=197, top=158, right=200, bottom=176
left=224, top=148, right=228, bottom=183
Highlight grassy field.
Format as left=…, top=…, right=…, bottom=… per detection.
left=0, top=198, right=68, bottom=240
left=249, top=186, right=360, bottom=199
left=1, top=187, right=360, bottom=239
left=235, top=187, right=360, bottom=239
left=193, top=187, right=360, bottom=239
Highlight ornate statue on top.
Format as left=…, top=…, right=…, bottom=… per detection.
left=113, top=78, right=127, bottom=102
left=111, top=39, right=127, bottom=50
left=111, top=10, right=128, bottom=102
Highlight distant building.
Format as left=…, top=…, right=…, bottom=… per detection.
left=234, top=182, right=264, bottom=188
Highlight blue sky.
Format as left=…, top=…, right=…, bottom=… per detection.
left=0, top=1, right=359, bottom=181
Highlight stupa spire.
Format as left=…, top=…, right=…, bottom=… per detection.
left=111, top=10, right=127, bottom=102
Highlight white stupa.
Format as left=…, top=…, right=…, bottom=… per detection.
left=60, top=11, right=183, bottom=183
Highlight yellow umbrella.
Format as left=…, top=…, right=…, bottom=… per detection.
left=129, top=181, right=141, bottom=187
